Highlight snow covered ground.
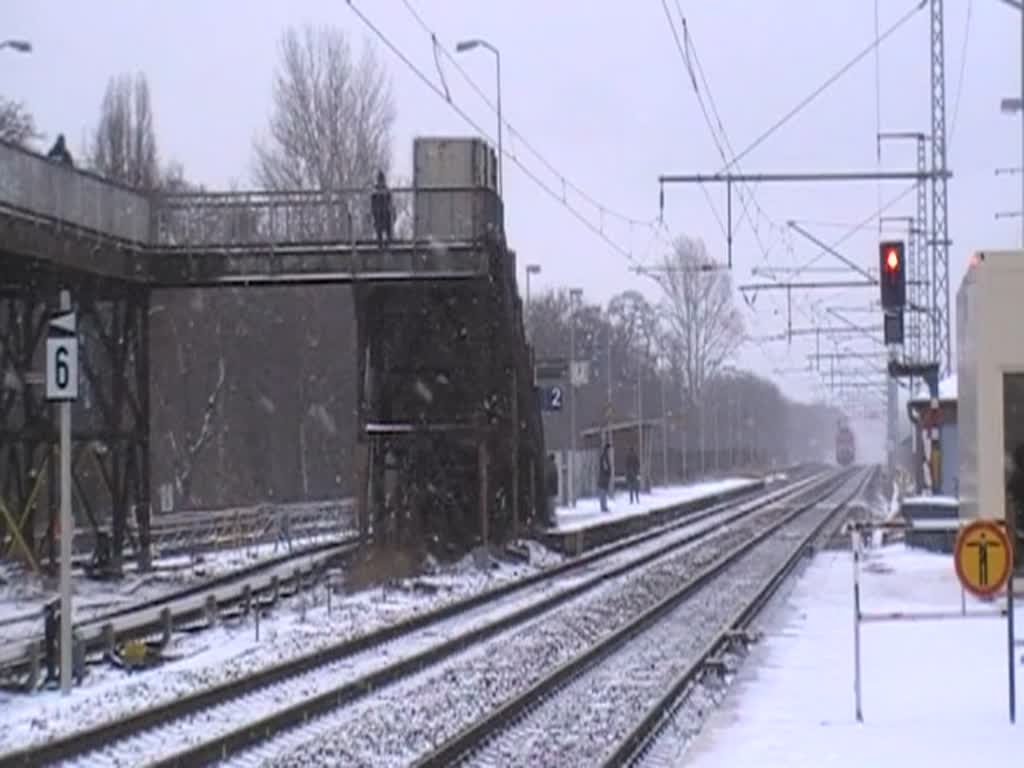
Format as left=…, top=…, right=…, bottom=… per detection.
left=0, top=540, right=565, bottom=755
left=0, top=532, right=347, bottom=647
left=551, top=477, right=761, bottom=533
left=683, top=544, right=1024, bottom=766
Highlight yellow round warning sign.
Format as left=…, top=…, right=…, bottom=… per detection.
left=954, top=519, right=1012, bottom=599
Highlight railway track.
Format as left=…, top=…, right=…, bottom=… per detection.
left=0, top=534, right=359, bottom=688
left=0, top=469, right=832, bottom=767
left=615, top=467, right=877, bottom=768
left=406, top=467, right=867, bottom=767
left=415, top=467, right=872, bottom=768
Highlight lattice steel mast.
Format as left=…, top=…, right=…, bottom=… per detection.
left=930, top=0, right=952, bottom=374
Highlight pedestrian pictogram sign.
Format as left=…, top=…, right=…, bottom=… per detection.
left=954, top=519, right=1012, bottom=599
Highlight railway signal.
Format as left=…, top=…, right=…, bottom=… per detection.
left=878, top=241, right=906, bottom=309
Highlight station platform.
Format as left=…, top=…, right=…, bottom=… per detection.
left=537, top=476, right=768, bottom=554
left=683, top=544, right=1024, bottom=767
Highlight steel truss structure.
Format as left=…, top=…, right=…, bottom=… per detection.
left=1, top=136, right=542, bottom=573
left=0, top=280, right=150, bottom=573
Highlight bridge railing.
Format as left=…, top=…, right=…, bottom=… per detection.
left=0, top=138, right=504, bottom=249
left=152, top=186, right=504, bottom=248
left=0, top=139, right=152, bottom=242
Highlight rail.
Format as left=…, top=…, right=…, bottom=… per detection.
left=604, top=467, right=876, bottom=767
left=0, top=471, right=826, bottom=767
left=63, top=498, right=354, bottom=560
left=0, top=536, right=359, bottom=686
left=415, top=468, right=864, bottom=767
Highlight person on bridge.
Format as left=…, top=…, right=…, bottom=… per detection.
left=46, top=134, right=74, bottom=167
left=370, top=170, right=394, bottom=247
left=597, top=443, right=612, bottom=512
left=626, top=447, right=640, bottom=504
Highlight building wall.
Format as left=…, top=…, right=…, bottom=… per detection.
left=957, top=249, right=1024, bottom=521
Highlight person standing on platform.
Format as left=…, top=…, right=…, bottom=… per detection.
left=597, top=443, right=612, bottom=512
left=545, top=453, right=559, bottom=527
left=626, top=447, right=640, bottom=504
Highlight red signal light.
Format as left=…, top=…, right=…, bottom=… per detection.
left=885, top=249, right=899, bottom=271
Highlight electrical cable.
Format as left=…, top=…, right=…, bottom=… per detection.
left=345, top=0, right=639, bottom=261
left=949, top=0, right=974, bottom=143
left=720, top=0, right=927, bottom=174
left=663, top=3, right=839, bottom=373
left=400, top=0, right=662, bottom=233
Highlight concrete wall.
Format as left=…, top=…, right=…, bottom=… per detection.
left=957, top=249, right=1024, bottom=521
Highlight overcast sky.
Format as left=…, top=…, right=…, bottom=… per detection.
left=3, top=0, right=1019, bottom=453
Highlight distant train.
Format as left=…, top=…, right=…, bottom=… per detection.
left=836, top=425, right=856, bottom=466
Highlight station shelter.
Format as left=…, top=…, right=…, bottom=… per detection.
left=580, top=419, right=662, bottom=493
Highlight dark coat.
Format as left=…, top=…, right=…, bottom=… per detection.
left=598, top=448, right=611, bottom=490
left=625, top=451, right=639, bottom=481
left=545, top=456, right=559, bottom=498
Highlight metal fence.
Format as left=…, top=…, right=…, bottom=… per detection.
left=0, top=140, right=151, bottom=242
left=0, top=140, right=503, bottom=249
left=152, top=186, right=502, bottom=248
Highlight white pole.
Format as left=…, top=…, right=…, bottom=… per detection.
left=852, top=526, right=863, bottom=722
left=569, top=292, right=577, bottom=508
left=59, top=289, right=72, bottom=694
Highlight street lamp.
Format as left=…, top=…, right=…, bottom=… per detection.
left=568, top=287, right=583, bottom=508
left=455, top=38, right=502, bottom=197
left=996, top=0, right=1024, bottom=245
left=525, top=264, right=541, bottom=340
left=0, top=39, right=31, bottom=53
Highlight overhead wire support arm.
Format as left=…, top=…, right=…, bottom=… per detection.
left=786, top=221, right=875, bottom=281
left=657, top=169, right=950, bottom=269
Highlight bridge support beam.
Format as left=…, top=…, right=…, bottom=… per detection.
left=351, top=239, right=543, bottom=560
left=0, top=281, right=151, bottom=574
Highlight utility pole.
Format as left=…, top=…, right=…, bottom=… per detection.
left=569, top=287, right=582, bottom=508
left=606, top=324, right=614, bottom=494
left=525, top=264, right=540, bottom=342
left=659, top=357, right=669, bottom=486
left=637, top=348, right=644, bottom=491
left=929, top=0, right=952, bottom=374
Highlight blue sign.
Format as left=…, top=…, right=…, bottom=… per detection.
left=541, top=385, right=564, bottom=412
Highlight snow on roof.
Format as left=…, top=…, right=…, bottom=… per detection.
left=909, top=373, right=958, bottom=405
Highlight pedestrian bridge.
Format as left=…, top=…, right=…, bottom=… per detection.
left=0, top=135, right=544, bottom=571
left=0, top=139, right=502, bottom=286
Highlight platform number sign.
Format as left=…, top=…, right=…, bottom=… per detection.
left=45, top=311, right=78, bottom=402
left=543, top=385, right=564, bottom=412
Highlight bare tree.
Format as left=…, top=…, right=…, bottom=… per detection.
left=88, top=72, right=159, bottom=189
left=607, top=290, right=660, bottom=368
left=242, top=24, right=399, bottom=508
left=655, top=236, right=744, bottom=405
left=0, top=97, right=39, bottom=146
left=168, top=357, right=226, bottom=501
left=254, top=24, right=395, bottom=191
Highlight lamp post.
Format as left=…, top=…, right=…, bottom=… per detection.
left=568, top=287, right=583, bottom=507
left=0, top=39, right=31, bottom=53
left=997, top=0, right=1024, bottom=245
left=455, top=38, right=502, bottom=197
left=658, top=355, right=669, bottom=486
left=525, top=264, right=540, bottom=340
